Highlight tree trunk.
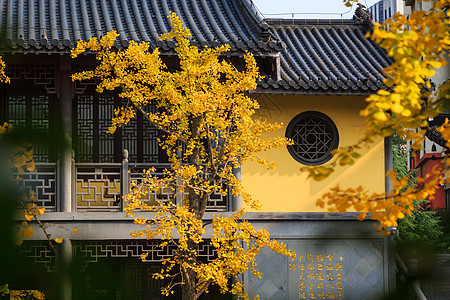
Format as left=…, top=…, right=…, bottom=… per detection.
left=188, top=116, right=206, bottom=219
left=181, top=258, right=197, bottom=300
left=182, top=116, right=204, bottom=300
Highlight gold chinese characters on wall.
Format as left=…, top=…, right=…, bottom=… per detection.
left=290, top=252, right=343, bottom=299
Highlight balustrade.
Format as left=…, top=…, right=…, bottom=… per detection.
left=128, top=163, right=177, bottom=206
left=75, top=163, right=122, bottom=211
left=14, top=150, right=231, bottom=212
left=13, top=163, right=58, bottom=212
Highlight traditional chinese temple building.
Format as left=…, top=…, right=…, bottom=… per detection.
left=0, top=1, right=394, bottom=299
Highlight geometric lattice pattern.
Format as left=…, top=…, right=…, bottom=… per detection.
left=286, top=111, right=339, bottom=166
left=13, top=163, right=57, bottom=211
left=18, top=241, right=58, bottom=273
left=30, top=95, right=51, bottom=162
left=122, top=115, right=140, bottom=163
left=127, top=163, right=229, bottom=211
left=6, top=94, right=51, bottom=163
left=67, top=161, right=232, bottom=211
left=75, top=164, right=122, bottom=211
left=74, top=95, right=116, bottom=163
left=291, top=117, right=334, bottom=161
left=8, top=161, right=229, bottom=212
left=120, top=102, right=160, bottom=163
left=141, top=105, right=160, bottom=163
left=6, top=64, right=56, bottom=94
left=206, top=182, right=229, bottom=211
left=75, top=95, right=95, bottom=162
left=74, top=94, right=159, bottom=163
left=6, top=95, right=27, bottom=128
left=73, top=240, right=217, bottom=271
left=98, top=96, right=115, bottom=162
left=128, top=163, right=176, bottom=206
left=74, top=65, right=98, bottom=95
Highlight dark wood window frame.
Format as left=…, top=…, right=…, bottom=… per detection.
left=285, top=111, right=339, bottom=166
left=73, top=92, right=161, bottom=163
left=1, top=88, right=56, bottom=163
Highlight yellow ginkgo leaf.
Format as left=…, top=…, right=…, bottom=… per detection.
left=339, top=155, right=352, bottom=166
left=73, top=228, right=79, bottom=234
left=356, top=213, right=367, bottom=221
left=14, top=239, right=23, bottom=246
left=35, top=207, right=45, bottom=216
left=26, top=161, right=36, bottom=172
left=19, top=226, right=33, bottom=238
left=55, top=238, right=63, bottom=244
left=25, top=214, right=33, bottom=221
left=381, top=230, right=391, bottom=236
left=373, top=111, right=387, bottom=121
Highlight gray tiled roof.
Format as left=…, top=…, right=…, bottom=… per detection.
left=0, top=0, right=391, bottom=94
left=258, top=19, right=392, bottom=95
left=0, top=0, right=282, bottom=52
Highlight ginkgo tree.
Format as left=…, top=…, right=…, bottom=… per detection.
left=71, top=13, right=295, bottom=300
left=306, top=0, right=450, bottom=235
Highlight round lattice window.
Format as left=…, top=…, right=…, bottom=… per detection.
left=285, top=111, right=339, bottom=165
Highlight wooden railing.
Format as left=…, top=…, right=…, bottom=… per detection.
left=14, top=150, right=232, bottom=212
left=14, top=163, right=58, bottom=211
left=72, top=150, right=230, bottom=212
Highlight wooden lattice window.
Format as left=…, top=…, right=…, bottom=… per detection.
left=74, top=94, right=160, bottom=163
left=3, top=93, right=54, bottom=162
left=285, top=111, right=339, bottom=166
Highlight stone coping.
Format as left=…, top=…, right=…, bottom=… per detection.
left=18, top=211, right=362, bottom=221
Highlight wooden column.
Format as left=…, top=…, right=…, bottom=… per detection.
left=232, top=164, right=242, bottom=211
left=121, top=149, right=129, bottom=211
left=59, top=239, right=72, bottom=300
left=59, top=55, right=72, bottom=212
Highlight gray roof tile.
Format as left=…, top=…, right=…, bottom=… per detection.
left=259, top=19, right=393, bottom=95
left=0, top=1, right=392, bottom=94
left=0, top=0, right=281, bottom=52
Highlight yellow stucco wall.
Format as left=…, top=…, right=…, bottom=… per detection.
left=242, top=93, right=385, bottom=212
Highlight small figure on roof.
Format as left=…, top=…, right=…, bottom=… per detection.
left=353, top=3, right=373, bottom=25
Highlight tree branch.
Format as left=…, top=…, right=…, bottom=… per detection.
left=194, top=279, right=213, bottom=300
left=134, top=101, right=188, bottom=145
left=34, top=216, right=57, bottom=253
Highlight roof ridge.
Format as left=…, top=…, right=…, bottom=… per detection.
left=233, top=0, right=279, bottom=45
left=266, top=18, right=358, bottom=26
left=265, top=4, right=376, bottom=30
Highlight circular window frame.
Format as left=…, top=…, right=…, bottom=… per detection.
left=285, top=111, right=339, bottom=166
